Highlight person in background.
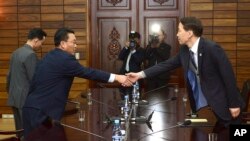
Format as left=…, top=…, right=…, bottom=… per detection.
left=127, top=17, right=245, bottom=127
left=22, top=27, right=131, bottom=138
left=118, top=31, right=145, bottom=99
left=144, top=29, right=171, bottom=91
left=6, top=28, right=47, bottom=139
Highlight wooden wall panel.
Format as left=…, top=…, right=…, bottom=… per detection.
left=0, top=0, right=88, bottom=114
left=238, top=1, right=250, bottom=94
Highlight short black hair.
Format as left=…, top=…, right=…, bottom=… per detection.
left=129, top=31, right=140, bottom=39
left=54, top=27, right=75, bottom=47
left=180, top=17, right=203, bottom=37
left=27, top=28, right=47, bottom=40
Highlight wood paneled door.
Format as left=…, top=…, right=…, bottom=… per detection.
left=90, top=0, right=187, bottom=87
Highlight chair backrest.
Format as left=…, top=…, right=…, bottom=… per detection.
left=241, top=79, right=250, bottom=112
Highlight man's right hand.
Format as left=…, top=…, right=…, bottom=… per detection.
left=126, top=72, right=142, bottom=83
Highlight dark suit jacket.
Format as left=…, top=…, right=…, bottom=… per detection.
left=23, top=48, right=111, bottom=120
left=145, top=42, right=171, bottom=80
left=144, top=37, right=245, bottom=121
left=118, top=47, right=144, bottom=74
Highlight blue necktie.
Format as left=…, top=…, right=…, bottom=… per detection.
left=188, top=52, right=207, bottom=111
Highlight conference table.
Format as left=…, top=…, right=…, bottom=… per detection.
left=25, top=86, right=229, bottom=141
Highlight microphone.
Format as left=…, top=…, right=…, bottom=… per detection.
left=67, top=100, right=80, bottom=105
left=145, top=96, right=177, bottom=107
left=143, top=84, right=169, bottom=95
left=96, top=82, right=106, bottom=88
left=139, top=97, right=177, bottom=114
left=137, top=120, right=192, bottom=141
left=54, top=120, right=107, bottom=140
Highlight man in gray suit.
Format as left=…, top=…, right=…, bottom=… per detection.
left=6, top=28, right=47, bottom=138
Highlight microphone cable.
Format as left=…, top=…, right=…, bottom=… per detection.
left=55, top=120, right=107, bottom=141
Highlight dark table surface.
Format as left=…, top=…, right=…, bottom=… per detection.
left=25, top=86, right=229, bottom=141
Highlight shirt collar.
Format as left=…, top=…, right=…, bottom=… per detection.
left=190, top=37, right=200, bottom=54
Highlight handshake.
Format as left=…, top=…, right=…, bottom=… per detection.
left=114, top=72, right=143, bottom=87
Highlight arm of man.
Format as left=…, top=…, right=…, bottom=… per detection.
left=24, top=53, right=38, bottom=82
left=212, top=44, right=243, bottom=118
left=63, top=55, right=132, bottom=86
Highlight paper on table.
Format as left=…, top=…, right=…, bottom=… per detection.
left=185, top=118, right=208, bottom=122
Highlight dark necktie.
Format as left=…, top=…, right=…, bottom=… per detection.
left=190, top=51, right=197, bottom=69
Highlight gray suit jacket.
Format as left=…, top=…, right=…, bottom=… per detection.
left=7, top=44, right=38, bottom=108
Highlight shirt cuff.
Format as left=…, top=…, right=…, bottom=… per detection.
left=139, top=71, right=146, bottom=79
left=108, top=73, right=116, bottom=83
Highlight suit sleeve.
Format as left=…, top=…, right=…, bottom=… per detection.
left=212, top=45, right=243, bottom=108
left=63, top=55, right=111, bottom=82
left=24, top=53, right=38, bottom=82
left=144, top=52, right=181, bottom=78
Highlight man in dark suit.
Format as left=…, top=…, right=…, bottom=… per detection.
left=118, top=31, right=144, bottom=99
left=127, top=17, right=245, bottom=126
left=145, top=29, right=171, bottom=91
left=22, top=28, right=131, bottom=138
left=6, top=28, right=47, bottom=138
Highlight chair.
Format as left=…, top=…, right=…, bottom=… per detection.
left=0, top=129, right=24, bottom=141
left=240, top=79, right=250, bottom=123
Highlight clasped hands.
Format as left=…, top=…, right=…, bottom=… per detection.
left=115, top=72, right=140, bottom=87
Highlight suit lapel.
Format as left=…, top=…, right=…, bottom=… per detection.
left=182, top=46, right=190, bottom=78
left=197, top=38, right=205, bottom=75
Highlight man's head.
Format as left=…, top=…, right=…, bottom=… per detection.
left=177, top=17, right=203, bottom=46
left=54, top=28, right=77, bottom=55
left=158, top=29, right=166, bottom=43
left=27, top=28, right=47, bottom=51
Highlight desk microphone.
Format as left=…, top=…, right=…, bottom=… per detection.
left=143, top=85, right=169, bottom=95
left=67, top=100, right=80, bottom=105
left=145, top=96, right=177, bottom=107
left=139, top=96, right=177, bottom=114
left=137, top=120, right=192, bottom=141
left=97, top=83, right=106, bottom=88
left=55, top=120, right=107, bottom=140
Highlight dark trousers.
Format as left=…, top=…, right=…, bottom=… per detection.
left=12, top=107, right=23, bottom=138
left=22, top=107, right=48, bottom=138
